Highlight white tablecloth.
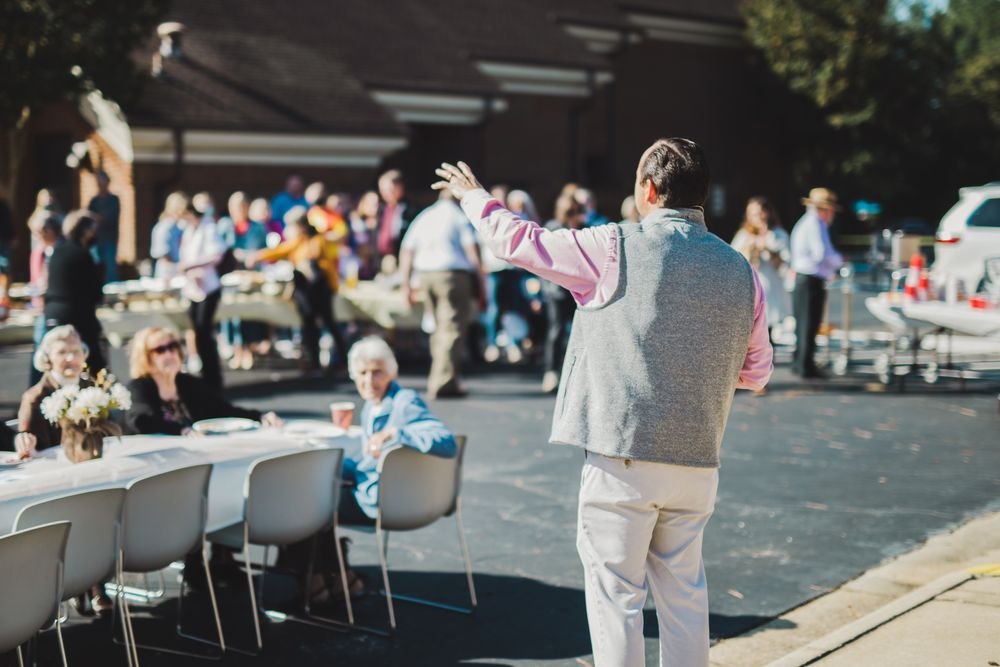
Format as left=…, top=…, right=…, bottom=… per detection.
left=0, top=423, right=362, bottom=535
left=901, top=302, right=1000, bottom=338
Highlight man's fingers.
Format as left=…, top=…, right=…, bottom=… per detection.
left=457, top=161, right=475, bottom=180
left=438, top=163, right=462, bottom=179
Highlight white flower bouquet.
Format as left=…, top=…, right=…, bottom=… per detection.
left=40, top=369, right=131, bottom=462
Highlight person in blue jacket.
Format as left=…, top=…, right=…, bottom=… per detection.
left=279, top=335, right=457, bottom=603
left=343, top=335, right=457, bottom=522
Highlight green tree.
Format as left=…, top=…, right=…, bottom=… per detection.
left=940, top=0, right=1000, bottom=127
left=742, top=0, right=1000, bottom=220
left=0, top=0, right=168, bottom=212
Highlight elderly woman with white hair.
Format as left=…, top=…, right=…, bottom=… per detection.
left=344, top=335, right=457, bottom=518
left=14, top=325, right=91, bottom=458
left=279, top=335, right=457, bottom=603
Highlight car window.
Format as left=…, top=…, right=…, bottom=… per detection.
left=968, top=198, right=1000, bottom=228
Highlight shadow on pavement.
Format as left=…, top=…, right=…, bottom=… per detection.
left=22, top=569, right=794, bottom=667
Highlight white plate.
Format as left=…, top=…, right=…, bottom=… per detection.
left=0, top=455, right=25, bottom=468
left=191, top=417, right=260, bottom=435
left=281, top=420, right=346, bottom=438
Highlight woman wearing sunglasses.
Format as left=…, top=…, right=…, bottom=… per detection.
left=124, top=326, right=281, bottom=436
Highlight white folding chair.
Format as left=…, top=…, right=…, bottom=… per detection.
left=15, top=489, right=127, bottom=664
left=362, top=435, right=476, bottom=634
left=207, top=447, right=350, bottom=654
left=117, top=464, right=224, bottom=665
left=0, top=521, right=71, bottom=667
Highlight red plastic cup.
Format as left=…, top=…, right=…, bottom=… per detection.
left=330, top=402, right=355, bottom=429
left=969, top=295, right=988, bottom=309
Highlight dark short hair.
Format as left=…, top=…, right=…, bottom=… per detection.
left=40, top=214, right=63, bottom=237
left=62, top=210, right=96, bottom=243
left=379, top=169, right=404, bottom=185
left=638, top=138, right=710, bottom=209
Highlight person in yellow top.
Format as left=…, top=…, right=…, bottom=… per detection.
left=250, top=207, right=349, bottom=375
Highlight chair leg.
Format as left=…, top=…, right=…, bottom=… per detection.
left=292, top=531, right=383, bottom=636
left=375, top=525, right=397, bottom=632
left=331, top=523, right=355, bottom=625
left=16, top=645, right=24, bottom=667
left=120, top=586, right=140, bottom=667
left=54, top=618, right=68, bottom=667
left=111, top=557, right=140, bottom=667
left=379, top=506, right=478, bottom=615
left=244, top=537, right=265, bottom=653
left=120, top=547, right=225, bottom=660
left=455, top=502, right=478, bottom=609
left=175, top=543, right=227, bottom=655
left=230, top=537, right=355, bottom=652
left=112, top=597, right=134, bottom=667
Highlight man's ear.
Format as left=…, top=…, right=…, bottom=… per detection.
left=645, top=180, right=658, bottom=205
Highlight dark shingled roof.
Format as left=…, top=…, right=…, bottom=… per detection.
left=545, top=0, right=637, bottom=31
left=126, top=0, right=407, bottom=134
left=289, top=0, right=502, bottom=95
left=418, top=0, right=610, bottom=70
left=124, top=0, right=743, bottom=133
left=617, top=0, right=743, bottom=24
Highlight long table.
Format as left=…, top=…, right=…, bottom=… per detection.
left=902, top=301, right=1000, bottom=339
left=0, top=423, right=362, bottom=535
left=0, top=279, right=424, bottom=347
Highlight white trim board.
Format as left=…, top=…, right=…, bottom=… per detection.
left=476, top=61, right=614, bottom=97
left=627, top=13, right=745, bottom=48
left=372, top=90, right=508, bottom=125
left=130, top=128, right=407, bottom=166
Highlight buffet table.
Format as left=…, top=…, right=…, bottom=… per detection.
left=0, top=270, right=424, bottom=347
left=0, top=422, right=362, bottom=535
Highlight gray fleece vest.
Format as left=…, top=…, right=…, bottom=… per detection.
left=549, top=208, right=756, bottom=467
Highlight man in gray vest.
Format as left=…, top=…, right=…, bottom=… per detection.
left=434, top=138, right=773, bottom=667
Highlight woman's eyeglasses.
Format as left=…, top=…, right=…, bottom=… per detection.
left=149, top=341, right=182, bottom=356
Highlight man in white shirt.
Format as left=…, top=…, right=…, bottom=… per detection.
left=399, top=192, right=485, bottom=398
left=790, top=187, right=844, bottom=379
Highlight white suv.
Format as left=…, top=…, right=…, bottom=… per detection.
left=932, top=183, right=1000, bottom=291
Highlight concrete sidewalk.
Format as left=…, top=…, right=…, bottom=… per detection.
left=711, top=512, right=1000, bottom=667
left=802, top=569, right=1000, bottom=666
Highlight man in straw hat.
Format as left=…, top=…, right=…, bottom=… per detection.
left=433, top=138, right=773, bottom=666
left=790, top=187, right=843, bottom=378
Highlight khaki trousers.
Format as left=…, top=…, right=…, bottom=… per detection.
left=577, top=452, right=719, bottom=667
left=421, top=270, right=473, bottom=396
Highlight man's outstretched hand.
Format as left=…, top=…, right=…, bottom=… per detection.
left=432, top=161, right=483, bottom=199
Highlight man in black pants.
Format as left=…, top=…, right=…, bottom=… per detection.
left=540, top=195, right=586, bottom=393
left=44, top=211, right=107, bottom=374
left=789, top=188, right=843, bottom=378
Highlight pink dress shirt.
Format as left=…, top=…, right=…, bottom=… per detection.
left=460, top=189, right=773, bottom=391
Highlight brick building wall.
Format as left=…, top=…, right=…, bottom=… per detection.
left=81, top=132, right=137, bottom=265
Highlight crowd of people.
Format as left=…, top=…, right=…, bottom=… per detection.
left=5, top=163, right=844, bottom=404
left=7, top=167, right=654, bottom=399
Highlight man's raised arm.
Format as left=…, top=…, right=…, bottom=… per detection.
left=434, top=161, right=618, bottom=308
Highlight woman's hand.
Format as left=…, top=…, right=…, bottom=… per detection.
left=261, top=411, right=283, bottom=428
left=364, top=427, right=398, bottom=460
left=432, top=162, right=483, bottom=199
left=14, top=432, right=38, bottom=460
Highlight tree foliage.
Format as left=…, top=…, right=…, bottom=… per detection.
left=0, top=0, right=168, bottom=193
left=742, top=0, right=1000, bottom=219
left=0, top=0, right=168, bottom=127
